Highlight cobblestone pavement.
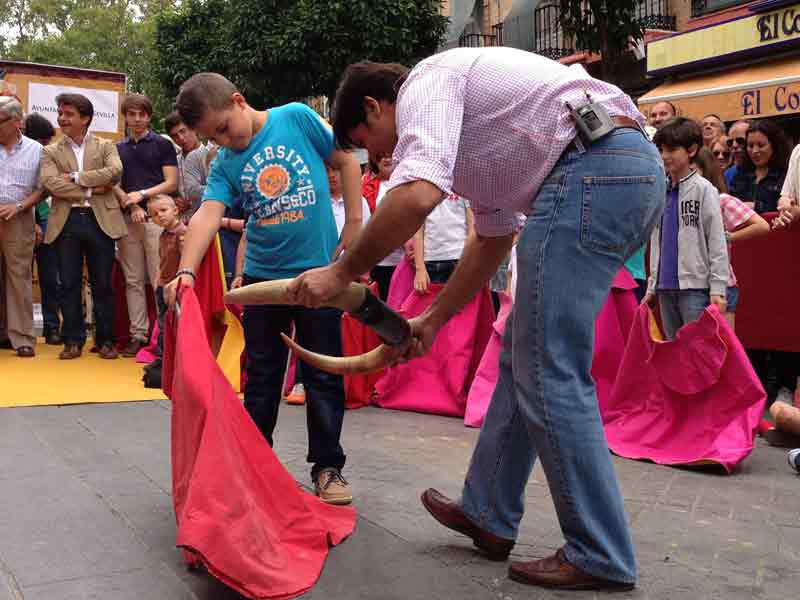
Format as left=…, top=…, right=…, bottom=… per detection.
left=0, top=401, right=797, bottom=599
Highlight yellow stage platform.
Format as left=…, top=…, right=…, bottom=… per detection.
left=1, top=341, right=166, bottom=407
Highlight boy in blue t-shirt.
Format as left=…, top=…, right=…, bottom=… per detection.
left=165, top=73, right=363, bottom=505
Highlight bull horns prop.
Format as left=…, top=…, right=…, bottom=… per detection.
left=224, top=280, right=411, bottom=374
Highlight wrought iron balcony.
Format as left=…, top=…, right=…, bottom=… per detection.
left=534, top=3, right=574, bottom=60
left=636, top=0, right=677, bottom=31
left=691, top=0, right=750, bottom=18
left=458, top=32, right=502, bottom=48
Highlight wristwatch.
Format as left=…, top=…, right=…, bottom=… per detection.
left=15, top=201, right=23, bottom=213
left=139, top=190, right=149, bottom=201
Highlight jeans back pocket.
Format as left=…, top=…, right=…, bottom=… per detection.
left=580, top=174, right=662, bottom=259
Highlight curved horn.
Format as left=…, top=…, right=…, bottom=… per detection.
left=225, top=279, right=367, bottom=312
left=280, top=333, right=397, bottom=375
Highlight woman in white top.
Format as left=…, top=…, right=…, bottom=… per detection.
left=412, top=193, right=474, bottom=293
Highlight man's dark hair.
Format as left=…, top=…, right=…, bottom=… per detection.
left=652, top=117, right=702, bottom=151
left=331, top=61, right=410, bottom=149
left=121, top=93, right=153, bottom=116
left=24, top=112, right=55, bottom=144
left=55, top=93, right=94, bottom=127
left=741, top=118, right=792, bottom=173
left=176, top=73, right=238, bottom=128
left=164, top=110, right=185, bottom=133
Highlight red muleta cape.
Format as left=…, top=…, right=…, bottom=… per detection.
left=163, top=288, right=356, bottom=600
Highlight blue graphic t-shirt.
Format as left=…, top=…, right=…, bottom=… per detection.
left=203, top=103, right=337, bottom=280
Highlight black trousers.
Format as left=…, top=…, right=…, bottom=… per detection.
left=55, top=209, right=115, bottom=347
left=242, top=275, right=346, bottom=477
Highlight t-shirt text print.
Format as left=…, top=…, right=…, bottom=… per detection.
left=241, top=144, right=317, bottom=226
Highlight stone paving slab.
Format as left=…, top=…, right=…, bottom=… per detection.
left=0, top=401, right=797, bottom=599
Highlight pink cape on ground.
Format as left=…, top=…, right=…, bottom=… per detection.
left=592, top=269, right=639, bottom=414
left=464, top=269, right=638, bottom=429
left=135, top=321, right=159, bottom=363
left=374, top=282, right=495, bottom=417
left=162, top=289, right=356, bottom=600
left=604, top=304, right=766, bottom=472
left=464, top=293, right=512, bottom=428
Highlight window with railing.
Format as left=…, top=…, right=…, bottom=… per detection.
left=534, top=3, right=573, bottom=60
left=691, top=0, right=750, bottom=18
left=636, top=0, right=677, bottom=31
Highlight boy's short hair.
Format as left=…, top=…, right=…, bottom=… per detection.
left=55, top=93, right=94, bottom=126
left=147, top=194, right=175, bottom=210
left=176, top=73, right=238, bottom=128
left=164, top=111, right=185, bottom=133
left=331, top=61, right=410, bottom=149
left=652, top=117, right=702, bottom=150
left=121, top=93, right=153, bottom=116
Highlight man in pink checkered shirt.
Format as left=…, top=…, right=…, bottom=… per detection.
left=288, top=47, right=666, bottom=590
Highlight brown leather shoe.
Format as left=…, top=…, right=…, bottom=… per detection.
left=16, top=345, right=35, bottom=357
left=98, top=344, right=119, bottom=359
left=121, top=338, right=145, bottom=358
left=59, top=344, right=82, bottom=360
left=420, top=488, right=514, bottom=561
left=509, top=548, right=635, bottom=591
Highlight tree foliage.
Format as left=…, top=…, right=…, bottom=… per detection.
left=154, top=0, right=448, bottom=109
left=558, top=0, right=644, bottom=82
left=1, top=1, right=176, bottom=124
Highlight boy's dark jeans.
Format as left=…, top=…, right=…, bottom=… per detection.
left=242, top=275, right=346, bottom=477
left=425, top=259, right=458, bottom=284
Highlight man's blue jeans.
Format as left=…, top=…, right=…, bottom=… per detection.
left=460, top=129, right=665, bottom=585
left=242, top=275, right=346, bottom=478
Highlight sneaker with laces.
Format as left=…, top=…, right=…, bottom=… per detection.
left=314, top=468, right=353, bottom=505
left=285, top=383, right=306, bottom=405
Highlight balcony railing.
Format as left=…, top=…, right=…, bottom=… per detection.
left=534, top=3, right=574, bottom=60
left=636, top=0, right=677, bottom=31
left=691, top=0, right=750, bottom=18
left=458, top=32, right=501, bottom=47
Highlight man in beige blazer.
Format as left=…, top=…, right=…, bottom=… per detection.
left=40, top=93, right=126, bottom=360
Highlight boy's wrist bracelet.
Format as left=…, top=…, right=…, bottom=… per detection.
left=175, top=268, right=196, bottom=281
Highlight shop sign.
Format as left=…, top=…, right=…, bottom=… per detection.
left=647, top=3, right=800, bottom=76
left=741, top=83, right=800, bottom=117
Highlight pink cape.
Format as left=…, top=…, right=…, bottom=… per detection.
left=374, top=281, right=495, bottom=417
left=464, top=293, right=512, bottom=428
left=464, top=269, right=638, bottom=428
left=604, top=304, right=766, bottom=472
left=162, top=289, right=356, bottom=599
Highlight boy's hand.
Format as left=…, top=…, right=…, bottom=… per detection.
left=230, top=275, right=243, bottom=290
left=164, top=274, right=194, bottom=308
left=710, top=294, right=727, bottom=313
left=287, top=263, right=350, bottom=308
left=642, top=292, right=656, bottom=307
left=332, top=221, right=361, bottom=261
left=414, top=267, right=430, bottom=295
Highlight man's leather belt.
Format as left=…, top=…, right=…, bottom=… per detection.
left=612, top=116, right=645, bottom=135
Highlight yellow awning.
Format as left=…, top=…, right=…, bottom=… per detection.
left=639, top=56, right=800, bottom=123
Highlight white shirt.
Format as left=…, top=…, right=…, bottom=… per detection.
left=331, top=194, right=371, bottom=238
left=424, top=193, right=469, bottom=261
left=376, top=180, right=406, bottom=266
left=0, top=134, right=41, bottom=207
left=781, top=143, right=800, bottom=202
left=386, top=47, right=644, bottom=237
left=67, top=133, right=92, bottom=207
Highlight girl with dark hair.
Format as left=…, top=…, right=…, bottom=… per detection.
left=729, top=119, right=791, bottom=213
left=691, top=147, right=769, bottom=330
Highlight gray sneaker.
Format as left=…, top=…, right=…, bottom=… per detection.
left=314, top=468, right=353, bottom=505
left=788, top=449, right=800, bottom=474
